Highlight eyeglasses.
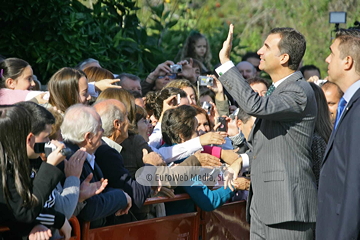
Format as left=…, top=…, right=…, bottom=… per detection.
left=158, top=73, right=177, bottom=79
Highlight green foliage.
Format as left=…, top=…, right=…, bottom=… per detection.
left=0, top=0, right=165, bottom=82
left=1, top=0, right=359, bottom=84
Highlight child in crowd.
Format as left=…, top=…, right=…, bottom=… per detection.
left=181, top=31, right=212, bottom=73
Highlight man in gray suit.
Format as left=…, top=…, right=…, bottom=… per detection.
left=217, top=25, right=317, bottom=239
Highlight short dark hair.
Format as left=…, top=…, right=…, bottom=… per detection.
left=199, top=87, right=216, bottom=103
left=128, top=89, right=142, bottom=99
left=161, top=105, right=197, bottom=145
left=154, top=87, right=187, bottom=120
left=115, top=73, right=141, bottom=87
left=270, top=28, right=306, bottom=71
left=16, top=102, right=55, bottom=136
left=247, top=77, right=269, bottom=89
left=335, top=29, right=360, bottom=73
left=300, top=65, right=321, bottom=78
left=236, top=107, right=251, bottom=124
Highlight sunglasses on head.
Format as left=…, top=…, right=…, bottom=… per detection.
left=158, top=73, right=177, bottom=79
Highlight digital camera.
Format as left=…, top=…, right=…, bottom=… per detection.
left=198, top=76, right=214, bottom=86
left=201, top=101, right=212, bottom=115
left=34, top=142, right=73, bottom=157
left=170, top=64, right=182, bottom=73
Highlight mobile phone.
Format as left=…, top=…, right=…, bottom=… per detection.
left=217, top=117, right=227, bottom=132
left=229, top=108, right=239, bottom=120
left=177, top=94, right=181, bottom=105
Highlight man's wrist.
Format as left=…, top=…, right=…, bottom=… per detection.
left=220, top=58, right=231, bottom=64
left=146, top=73, right=157, bottom=83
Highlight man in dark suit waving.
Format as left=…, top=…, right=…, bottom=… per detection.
left=316, top=29, right=360, bottom=240
left=217, top=25, right=317, bottom=239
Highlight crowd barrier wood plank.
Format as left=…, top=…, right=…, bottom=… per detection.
left=69, top=215, right=81, bottom=240
left=0, top=216, right=80, bottom=240
left=81, top=193, right=199, bottom=240
left=0, top=195, right=250, bottom=240
left=201, top=200, right=250, bottom=240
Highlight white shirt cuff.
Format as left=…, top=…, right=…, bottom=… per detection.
left=215, top=61, right=235, bottom=76
left=240, top=153, right=249, bottom=171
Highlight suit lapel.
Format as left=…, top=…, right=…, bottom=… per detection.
left=322, top=88, right=360, bottom=166
left=247, top=72, right=304, bottom=158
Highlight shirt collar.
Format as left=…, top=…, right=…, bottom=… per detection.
left=86, top=153, right=95, bottom=169
left=273, top=72, right=297, bottom=88
left=102, top=137, right=123, bottom=153
left=343, top=79, right=360, bottom=103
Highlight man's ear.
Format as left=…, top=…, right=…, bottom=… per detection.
left=26, top=132, right=35, bottom=148
left=114, top=119, right=121, bottom=130
left=237, top=119, right=244, bottom=131
left=85, top=132, right=92, bottom=143
left=280, top=53, right=290, bottom=66
left=5, top=78, right=16, bottom=90
left=179, top=133, right=186, bottom=143
left=344, top=56, right=354, bottom=71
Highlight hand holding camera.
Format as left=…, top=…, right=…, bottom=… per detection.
left=198, top=76, right=214, bottom=87
left=201, top=101, right=212, bottom=115
left=169, top=64, right=182, bottom=73
left=176, top=58, right=198, bottom=83
left=43, top=140, right=70, bottom=166
left=146, top=60, right=175, bottom=83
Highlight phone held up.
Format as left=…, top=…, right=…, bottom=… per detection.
left=217, top=117, right=227, bottom=132
left=170, top=94, right=181, bottom=106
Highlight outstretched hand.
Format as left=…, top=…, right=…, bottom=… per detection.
left=223, top=157, right=242, bottom=191
left=79, top=173, right=108, bottom=202
left=219, top=24, right=234, bottom=64
left=94, top=79, right=122, bottom=92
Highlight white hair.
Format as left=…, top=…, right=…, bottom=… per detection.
left=61, top=104, right=100, bottom=144
left=99, top=104, right=125, bottom=137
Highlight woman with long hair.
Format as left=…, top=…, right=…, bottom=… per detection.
left=309, top=82, right=332, bottom=187
left=47, top=67, right=91, bottom=113
left=0, top=105, right=68, bottom=239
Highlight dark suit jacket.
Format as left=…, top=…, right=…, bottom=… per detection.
left=62, top=141, right=128, bottom=224
left=120, top=134, right=153, bottom=179
left=95, top=141, right=151, bottom=210
left=316, top=88, right=360, bottom=240
left=219, top=67, right=318, bottom=225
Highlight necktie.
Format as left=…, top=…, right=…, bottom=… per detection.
left=266, top=84, right=275, bottom=96
left=334, top=97, right=347, bottom=130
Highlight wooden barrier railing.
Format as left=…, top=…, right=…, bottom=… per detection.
left=80, top=193, right=199, bottom=240
left=0, top=195, right=249, bottom=240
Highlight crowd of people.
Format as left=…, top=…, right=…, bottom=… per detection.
left=0, top=23, right=359, bottom=240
